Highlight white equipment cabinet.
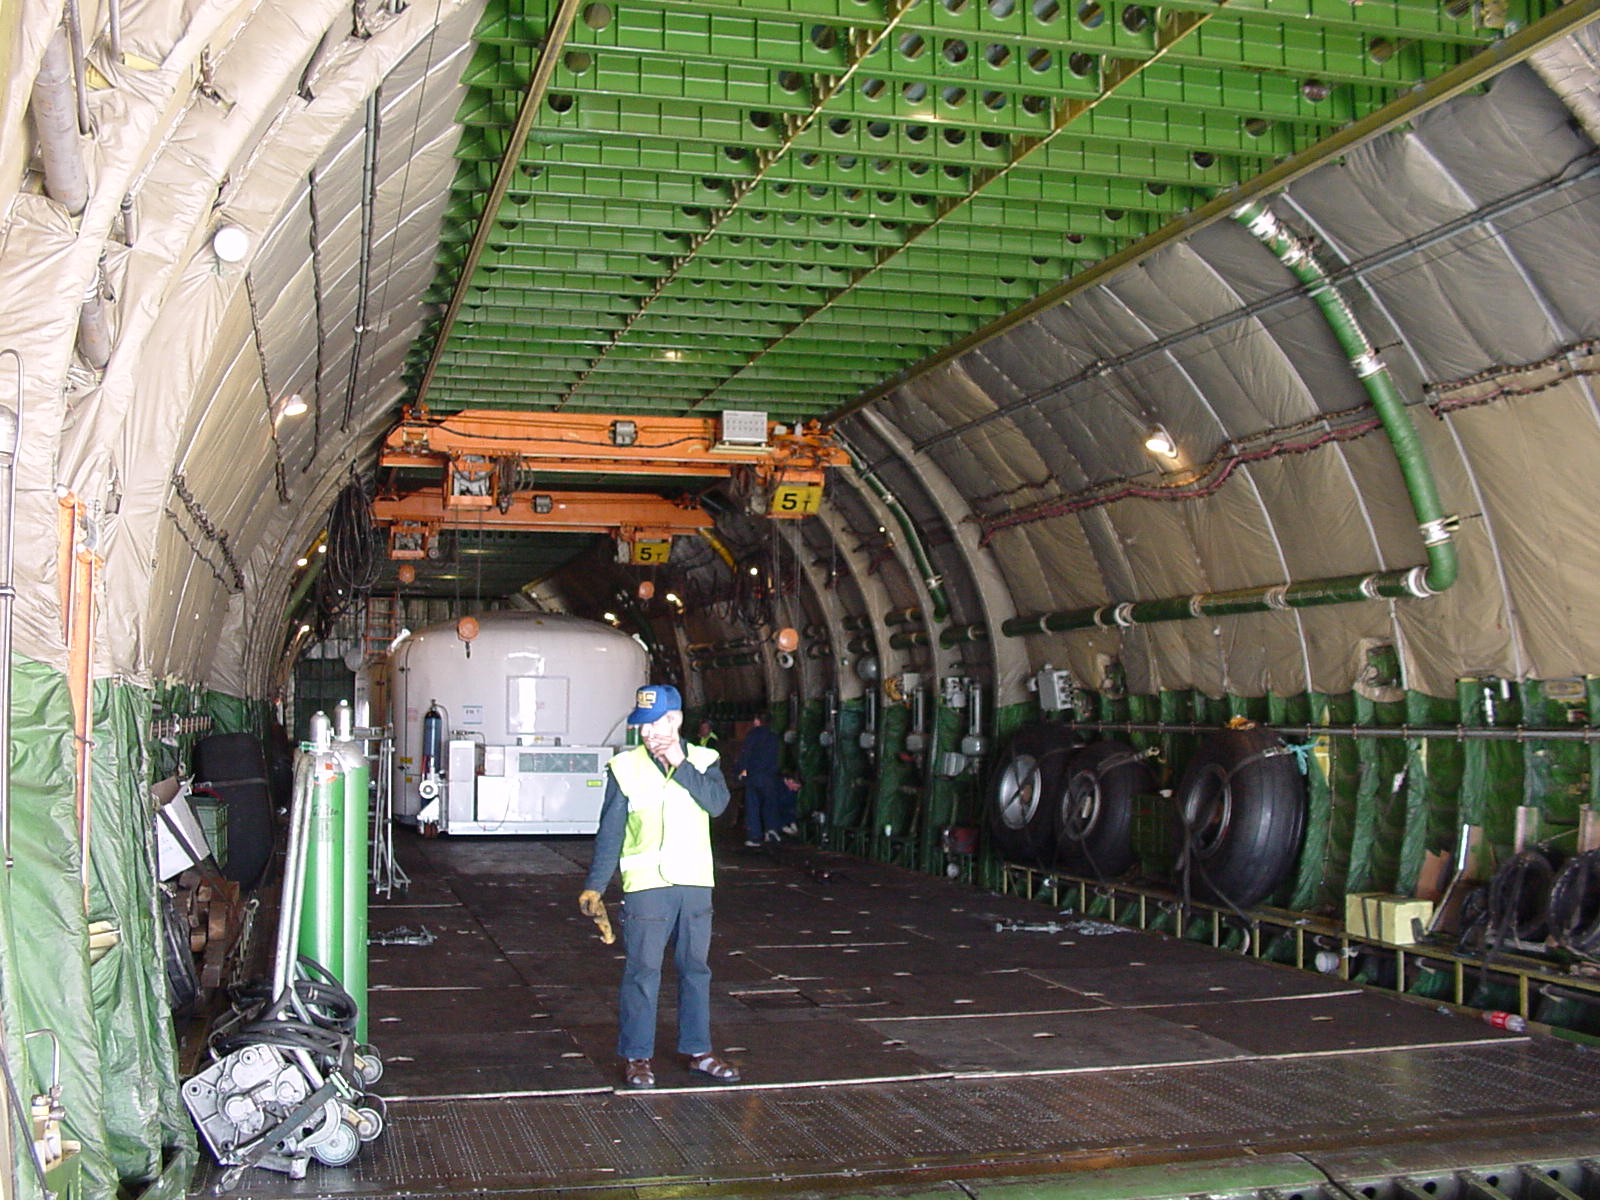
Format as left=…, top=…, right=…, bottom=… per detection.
left=385, top=612, right=648, bottom=834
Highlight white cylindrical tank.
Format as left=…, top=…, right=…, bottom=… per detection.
left=387, top=612, right=649, bottom=833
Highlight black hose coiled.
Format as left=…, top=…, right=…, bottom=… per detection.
left=326, top=475, right=383, bottom=596
left=213, top=963, right=362, bottom=1073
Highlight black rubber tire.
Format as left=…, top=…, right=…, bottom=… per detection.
left=1054, top=741, right=1153, bottom=878
left=264, top=719, right=295, bottom=815
left=194, top=732, right=275, bottom=891
left=1547, top=850, right=1600, bottom=954
left=1487, top=847, right=1561, bottom=944
left=160, top=886, right=200, bottom=1013
left=1171, top=726, right=1306, bottom=908
left=984, top=722, right=1080, bottom=866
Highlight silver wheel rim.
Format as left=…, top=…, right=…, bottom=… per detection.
left=997, top=753, right=1041, bottom=830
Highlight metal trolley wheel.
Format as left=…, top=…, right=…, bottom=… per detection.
left=311, top=1118, right=361, bottom=1168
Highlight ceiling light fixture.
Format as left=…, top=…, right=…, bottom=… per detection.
left=295, top=556, right=308, bottom=568
left=279, top=393, right=308, bottom=417
left=1143, top=424, right=1179, bottom=459
left=212, top=224, right=251, bottom=263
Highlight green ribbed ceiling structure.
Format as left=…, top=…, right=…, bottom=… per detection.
left=405, top=0, right=1547, bottom=419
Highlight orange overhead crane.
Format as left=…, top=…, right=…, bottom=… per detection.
left=376, top=409, right=848, bottom=561
left=380, top=408, right=849, bottom=516
left=374, top=488, right=712, bottom=564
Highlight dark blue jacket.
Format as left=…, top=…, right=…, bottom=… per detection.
left=736, top=723, right=781, bottom=780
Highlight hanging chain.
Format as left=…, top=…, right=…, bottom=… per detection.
left=244, top=273, right=291, bottom=503
left=305, top=170, right=327, bottom=469
left=167, top=472, right=245, bottom=592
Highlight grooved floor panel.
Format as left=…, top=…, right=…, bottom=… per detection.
left=190, top=836, right=1600, bottom=1198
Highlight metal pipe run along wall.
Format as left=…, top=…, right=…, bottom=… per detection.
left=982, top=199, right=1463, bottom=642
left=1060, top=719, right=1600, bottom=743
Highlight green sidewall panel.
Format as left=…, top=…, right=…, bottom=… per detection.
left=4, top=658, right=115, bottom=1198
left=2, top=662, right=198, bottom=1200
left=870, top=702, right=912, bottom=836
left=88, top=682, right=193, bottom=1187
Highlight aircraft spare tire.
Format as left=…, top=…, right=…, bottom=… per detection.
left=984, top=722, right=1080, bottom=866
left=1055, top=741, right=1153, bottom=878
left=1547, top=850, right=1600, bottom=955
left=194, top=732, right=275, bottom=891
left=1172, top=726, right=1305, bottom=908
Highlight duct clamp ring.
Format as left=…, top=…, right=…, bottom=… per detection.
left=1263, top=586, right=1290, bottom=611
left=1403, top=565, right=1435, bottom=598
left=1188, top=594, right=1206, bottom=617
left=1359, top=575, right=1383, bottom=600
left=1351, top=351, right=1385, bottom=379
left=1419, top=515, right=1459, bottom=546
left=1236, top=204, right=1279, bottom=240
left=1112, top=602, right=1137, bottom=627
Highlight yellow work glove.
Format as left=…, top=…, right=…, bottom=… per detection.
left=578, top=889, right=604, bottom=917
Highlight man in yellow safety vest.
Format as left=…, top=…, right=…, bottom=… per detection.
left=578, top=683, right=741, bottom=1089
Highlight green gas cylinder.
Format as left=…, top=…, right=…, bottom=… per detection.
left=299, top=712, right=345, bottom=988
left=333, top=700, right=370, bottom=1042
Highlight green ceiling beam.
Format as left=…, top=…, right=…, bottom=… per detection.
left=472, top=7, right=1482, bottom=95
left=474, top=236, right=1078, bottom=276
left=467, top=261, right=1073, bottom=295
left=447, top=286, right=1013, bottom=319
left=563, top=0, right=1510, bottom=45
left=461, top=45, right=1384, bottom=133
left=454, top=101, right=1266, bottom=186
left=458, top=195, right=1150, bottom=243
left=475, top=159, right=1207, bottom=219
left=451, top=207, right=1128, bottom=255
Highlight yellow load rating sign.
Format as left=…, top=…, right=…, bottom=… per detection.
left=770, top=481, right=822, bottom=515
left=631, top=539, right=671, bottom=564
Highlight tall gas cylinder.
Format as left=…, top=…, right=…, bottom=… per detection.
left=333, top=700, right=371, bottom=1042
left=299, top=712, right=345, bottom=984
left=420, top=704, right=443, bottom=776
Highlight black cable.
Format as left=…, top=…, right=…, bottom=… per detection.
left=315, top=473, right=383, bottom=637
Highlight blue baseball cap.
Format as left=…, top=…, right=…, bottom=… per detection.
left=627, top=683, right=682, bottom=724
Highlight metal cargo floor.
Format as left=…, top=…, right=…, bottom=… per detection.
left=190, top=836, right=1600, bottom=1198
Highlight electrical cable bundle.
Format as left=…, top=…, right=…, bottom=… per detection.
left=326, top=475, right=383, bottom=597
left=313, top=474, right=384, bottom=637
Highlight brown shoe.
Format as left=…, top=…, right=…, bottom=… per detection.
left=623, top=1058, right=655, bottom=1089
left=684, top=1052, right=741, bottom=1082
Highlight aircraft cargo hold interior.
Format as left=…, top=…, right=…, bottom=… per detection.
left=1, top=0, right=1600, bottom=1196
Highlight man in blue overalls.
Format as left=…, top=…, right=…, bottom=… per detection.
left=579, top=684, right=742, bottom=1089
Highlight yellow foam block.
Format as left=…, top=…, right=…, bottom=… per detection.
left=1344, top=892, right=1433, bottom=944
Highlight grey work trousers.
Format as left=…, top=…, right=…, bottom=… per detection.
left=617, top=884, right=713, bottom=1060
